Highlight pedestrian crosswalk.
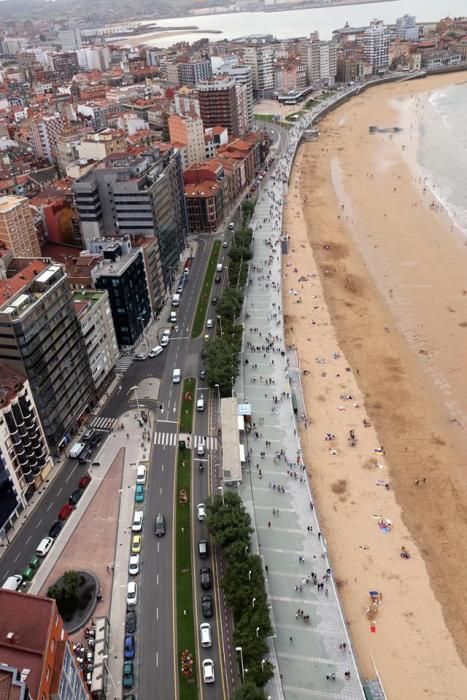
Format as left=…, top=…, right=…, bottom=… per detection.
left=89, top=416, right=118, bottom=432
left=115, top=356, right=133, bottom=375
left=153, top=432, right=218, bottom=450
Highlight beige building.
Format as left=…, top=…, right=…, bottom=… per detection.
left=0, top=196, right=41, bottom=257
left=77, top=128, right=127, bottom=163
left=72, top=289, right=118, bottom=391
left=168, top=113, right=206, bottom=168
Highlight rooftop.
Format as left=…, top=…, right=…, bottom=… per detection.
left=184, top=180, right=221, bottom=198
left=0, top=363, right=26, bottom=406
left=0, top=590, right=56, bottom=698
left=0, top=195, right=27, bottom=214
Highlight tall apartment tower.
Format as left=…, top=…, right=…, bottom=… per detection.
left=177, top=59, right=213, bottom=86
left=29, top=113, right=65, bottom=162
left=168, top=113, right=206, bottom=167
left=221, top=64, right=254, bottom=132
left=0, top=260, right=94, bottom=449
left=363, top=20, right=390, bottom=71
left=242, top=45, right=274, bottom=98
left=301, top=41, right=337, bottom=84
left=0, top=195, right=41, bottom=257
left=73, top=148, right=187, bottom=291
left=58, top=27, right=82, bottom=51
left=395, top=14, right=419, bottom=41
left=197, top=78, right=240, bottom=137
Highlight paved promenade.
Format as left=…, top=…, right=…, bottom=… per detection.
left=236, top=117, right=365, bottom=698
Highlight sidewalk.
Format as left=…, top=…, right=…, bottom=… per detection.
left=235, top=117, right=365, bottom=699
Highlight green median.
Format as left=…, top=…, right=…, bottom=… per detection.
left=191, top=240, right=221, bottom=338
left=176, top=378, right=198, bottom=700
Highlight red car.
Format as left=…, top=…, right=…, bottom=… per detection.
left=79, top=475, right=91, bottom=490
left=58, top=503, right=74, bottom=521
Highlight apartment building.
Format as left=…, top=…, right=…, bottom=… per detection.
left=0, top=364, right=52, bottom=537
left=58, top=27, right=82, bottom=51
left=52, top=52, right=79, bottom=80
left=184, top=179, right=224, bottom=233
left=0, top=590, right=89, bottom=700
left=395, top=14, right=419, bottom=41
left=301, top=40, right=337, bottom=84
left=90, top=238, right=152, bottom=348
left=0, top=260, right=94, bottom=449
left=197, top=77, right=240, bottom=137
left=242, top=45, right=274, bottom=98
left=363, top=20, right=390, bottom=71
left=73, top=147, right=187, bottom=291
left=177, top=59, right=213, bottom=86
left=77, top=128, right=127, bottom=162
left=72, top=289, right=118, bottom=391
left=28, top=113, right=65, bottom=163
left=0, top=195, right=41, bottom=257
left=168, top=113, right=206, bottom=168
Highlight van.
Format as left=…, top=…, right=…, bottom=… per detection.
left=196, top=396, right=205, bottom=412
left=216, top=263, right=223, bottom=273
left=169, top=311, right=177, bottom=323
left=155, top=513, right=165, bottom=537
left=36, top=536, right=54, bottom=558
left=2, top=574, right=23, bottom=591
left=149, top=345, right=163, bottom=358
left=200, top=623, right=212, bottom=648
left=136, top=464, right=146, bottom=484
left=69, top=442, right=85, bottom=459
left=172, top=368, right=181, bottom=384
left=172, top=293, right=180, bottom=307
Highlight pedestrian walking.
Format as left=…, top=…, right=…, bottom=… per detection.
left=268, top=521, right=271, bottom=528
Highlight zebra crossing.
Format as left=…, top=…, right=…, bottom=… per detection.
left=89, top=416, right=118, bottom=432
left=153, top=432, right=218, bottom=450
left=114, top=356, right=133, bottom=375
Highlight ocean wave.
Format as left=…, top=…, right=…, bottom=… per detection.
left=419, top=164, right=467, bottom=238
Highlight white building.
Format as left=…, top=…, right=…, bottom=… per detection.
left=395, top=15, right=419, bottom=42
left=301, top=41, right=337, bottom=84
left=218, top=63, right=254, bottom=132
left=363, top=20, right=390, bottom=72
left=72, top=289, right=118, bottom=391
left=2, top=37, right=27, bottom=55
left=58, top=28, right=82, bottom=51
left=76, top=46, right=111, bottom=72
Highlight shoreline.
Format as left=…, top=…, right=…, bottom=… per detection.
left=283, top=71, right=467, bottom=698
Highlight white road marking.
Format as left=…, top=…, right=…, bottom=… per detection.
left=156, top=652, right=159, bottom=667
left=13, top=553, right=20, bottom=562
left=156, top=607, right=159, bottom=621
left=25, top=536, right=31, bottom=544
left=56, top=488, right=62, bottom=496
left=157, top=574, right=159, bottom=586
left=46, top=502, right=53, bottom=511
left=65, top=464, right=77, bottom=482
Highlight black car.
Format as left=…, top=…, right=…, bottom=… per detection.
left=215, top=275, right=221, bottom=283
left=212, top=297, right=218, bottom=306
left=199, top=369, right=206, bottom=380
left=198, top=539, right=209, bottom=559
left=90, top=435, right=102, bottom=449
left=48, top=520, right=63, bottom=538
left=201, top=595, right=213, bottom=618
left=125, top=608, right=137, bottom=634
left=69, top=489, right=83, bottom=506
left=200, top=567, right=212, bottom=590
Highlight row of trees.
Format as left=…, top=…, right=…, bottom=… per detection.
left=205, top=201, right=255, bottom=396
left=207, top=491, right=274, bottom=698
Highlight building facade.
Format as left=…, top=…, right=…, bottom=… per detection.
left=184, top=179, right=224, bottom=233
left=0, top=260, right=94, bottom=449
left=29, top=114, right=65, bottom=163
left=177, top=59, right=213, bottom=86
left=197, top=78, right=240, bottom=137
left=168, top=114, right=206, bottom=167
left=72, top=289, right=118, bottom=391
left=58, top=27, right=82, bottom=51
left=0, top=195, right=41, bottom=257
left=73, top=147, right=187, bottom=291
left=363, top=20, right=390, bottom=71
left=0, top=364, right=52, bottom=538
left=242, top=45, right=274, bottom=98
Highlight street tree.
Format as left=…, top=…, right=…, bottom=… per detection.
left=232, top=683, right=266, bottom=700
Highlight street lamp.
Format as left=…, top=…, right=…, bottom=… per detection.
left=252, top=597, right=256, bottom=608
left=248, top=569, right=252, bottom=582
left=217, top=315, right=223, bottom=337
left=217, top=485, right=225, bottom=507
left=261, top=659, right=267, bottom=671
left=256, top=626, right=260, bottom=638
left=214, top=383, right=221, bottom=404
left=235, top=646, right=245, bottom=683
left=128, top=385, right=142, bottom=423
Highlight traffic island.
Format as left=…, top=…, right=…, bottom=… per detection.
left=176, top=379, right=198, bottom=699
left=47, top=569, right=99, bottom=634
left=191, top=240, right=221, bottom=338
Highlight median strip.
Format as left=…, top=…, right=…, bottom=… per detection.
left=176, top=378, right=198, bottom=699
left=191, top=240, right=221, bottom=338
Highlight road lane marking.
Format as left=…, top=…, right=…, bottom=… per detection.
left=156, top=652, right=159, bottom=668
left=56, top=488, right=62, bottom=496
left=13, top=553, right=20, bottom=562
left=46, top=502, right=53, bottom=511
left=160, top=487, right=163, bottom=495
left=156, top=607, right=159, bottom=621
left=65, top=464, right=77, bottom=482
left=25, top=536, right=31, bottom=544
left=157, top=574, right=159, bottom=586
left=36, top=519, right=42, bottom=527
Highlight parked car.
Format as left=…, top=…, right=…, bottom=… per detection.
left=135, top=485, right=145, bottom=503
left=202, top=659, right=215, bottom=684
left=69, top=489, right=83, bottom=506
left=197, top=503, right=207, bottom=521
left=89, top=434, right=102, bottom=449
left=36, top=536, right=54, bottom=558
left=79, top=475, right=91, bottom=489
left=127, top=582, right=137, bottom=606
left=48, top=521, right=63, bottom=538
left=123, top=661, right=134, bottom=689
left=202, top=595, right=213, bottom=618
left=200, top=567, right=212, bottom=590
left=131, top=535, right=142, bottom=553
left=134, top=353, right=147, bottom=361
left=128, top=555, right=140, bottom=576
left=149, top=345, right=163, bottom=358
left=198, top=539, right=209, bottom=559
left=124, top=635, right=135, bottom=660
left=58, top=503, right=74, bottom=521
left=125, top=609, right=137, bottom=634
left=132, top=510, right=144, bottom=532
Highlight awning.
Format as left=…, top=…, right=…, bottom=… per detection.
left=221, top=397, right=242, bottom=484
left=237, top=415, right=245, bottom=431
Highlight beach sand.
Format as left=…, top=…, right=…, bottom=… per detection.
left=283, top=71, right=467, bottom=698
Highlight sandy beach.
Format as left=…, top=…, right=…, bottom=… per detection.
left=283, top=71, right=467, bottom=698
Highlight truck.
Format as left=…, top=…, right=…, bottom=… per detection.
left=172, top=293, right=180, bottom=307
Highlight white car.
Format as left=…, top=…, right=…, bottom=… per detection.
left=206, top=319, right=213, bottom=329
left=149, top=345, right=163, bottom=358
left=36, top=536, right=54, bottom=557
left=160, top=334, right=169, bottom=347
left=132, top=510, right=144, bottom=532
left=127, top=581, right=137, bottom=606
left=197, top=503, right=207, bottom=521
left=197, top=443, right=205, bottom=457
left=134, top=353, right=147, bottom=361
left=202, top=659, right=215, bottom=684
left=129, top=554, right=140, bottom=576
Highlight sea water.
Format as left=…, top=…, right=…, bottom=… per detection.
left=418, top=82, right=467, bottom=237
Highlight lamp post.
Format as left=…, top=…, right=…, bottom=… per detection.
left=214, top=383, right=221, bottom=404
left=137, top=315, right=148, bottom=354
left=217, top=315, right=223, bottom=337
left=256, top=626, right=260, bottom=638
left=252, top=597, right=256, bottom=608
left=128, top=385, right=142, bottom=423
left=235, top=646, right=245, bottom=683
left=248, top=569, right=252, bottom=582
left=217, top=485, right=225, bottom=507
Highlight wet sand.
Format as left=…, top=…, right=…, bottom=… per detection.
left=283, top=71, right=467, bottom=698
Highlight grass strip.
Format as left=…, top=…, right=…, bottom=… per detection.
left=176, top=379, right=198, bottom=700
left=191, top=240, right=221, bottom=338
